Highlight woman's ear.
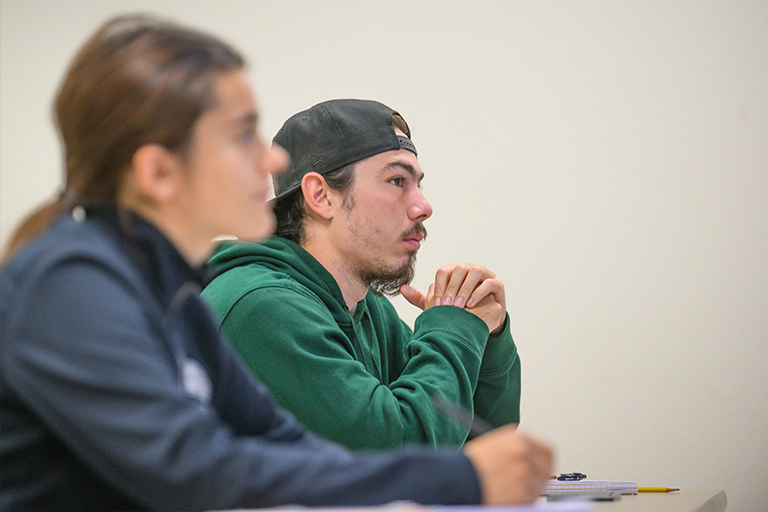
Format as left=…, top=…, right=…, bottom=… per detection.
left=301, top=172, right=336, bottom=220
left=130, top=144, right=183, bottom=204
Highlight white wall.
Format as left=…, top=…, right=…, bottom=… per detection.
left=1, top=1, right=766, bottom=510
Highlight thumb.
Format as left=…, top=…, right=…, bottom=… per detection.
left=400, top=284, right=426, bottom=310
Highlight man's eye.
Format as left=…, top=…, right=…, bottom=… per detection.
left=391, top=177, right=404, bottom=187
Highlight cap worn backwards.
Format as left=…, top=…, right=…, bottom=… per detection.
left=272, top=99, right=417, bottom=200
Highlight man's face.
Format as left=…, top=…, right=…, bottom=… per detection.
left=331, top=141, right=433, bottom=295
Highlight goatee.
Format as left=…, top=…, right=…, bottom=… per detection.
left=363, top=223, right=426, bottom=297
left=367, top=252, right=418, bottom=297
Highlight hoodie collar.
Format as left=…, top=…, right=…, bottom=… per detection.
left=88, top=206, right=210, bottom=309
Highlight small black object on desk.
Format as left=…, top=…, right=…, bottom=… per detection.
left=555, top=472, right=587, bottom=481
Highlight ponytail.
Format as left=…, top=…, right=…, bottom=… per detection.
left=2, top=197, right=65, bottom=264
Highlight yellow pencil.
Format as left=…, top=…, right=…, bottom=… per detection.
left=638, top=487, right=679, bottom=493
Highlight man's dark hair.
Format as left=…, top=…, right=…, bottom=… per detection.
left=273, top=162, right=357, bottom=245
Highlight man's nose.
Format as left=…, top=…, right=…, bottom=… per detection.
left=408, top=188, right=433, bottom=222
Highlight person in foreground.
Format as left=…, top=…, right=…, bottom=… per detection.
left=202, top=98, right=521, bottom=449
left=0, top=14, right=552, bottom=512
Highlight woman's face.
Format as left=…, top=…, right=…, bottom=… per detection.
left=176, top=70, right=288, bottom=249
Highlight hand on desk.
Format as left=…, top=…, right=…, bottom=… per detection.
left=462, top=425, right=553, bottom=505
left=401, top=263, right=506, bottom=334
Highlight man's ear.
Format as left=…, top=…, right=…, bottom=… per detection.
left=301, top=172, right=336, bottom=220
left=130, top=144, right=183, bottom=204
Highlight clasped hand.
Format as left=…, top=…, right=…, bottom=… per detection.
left=400, top=263, right=506, bottom=335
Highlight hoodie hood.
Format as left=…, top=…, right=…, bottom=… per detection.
left=207, top=236, right=352, bottom=326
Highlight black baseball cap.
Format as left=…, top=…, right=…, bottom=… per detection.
left=272, top=99, right=417, bottom=200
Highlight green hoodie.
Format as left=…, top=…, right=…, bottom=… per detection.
left=202, top=236, right=520, bottom=450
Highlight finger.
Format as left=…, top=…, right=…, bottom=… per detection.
left=432, top=264, right=459, bottom=304
left=524, top=434, right=555, bottom=483
left=441, top=266, right=470, bottom=306
left=425, top=283, right=436, bottom=308
left=399, top=284, right=426, bottom=310
left=466, top=278, right=505, bottom=310
left=505, top=433, right=550, bottom=501
left=454, top=266, right=490, bottom=308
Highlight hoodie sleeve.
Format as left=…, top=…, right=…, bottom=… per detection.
left=211, top=276, right=493, bottom=450
left=381, top=300, right=521, bottom=431
left=473, top=313, right=522, bottom=427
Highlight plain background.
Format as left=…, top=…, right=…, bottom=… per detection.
left=1, top=1, right=766, bottom=511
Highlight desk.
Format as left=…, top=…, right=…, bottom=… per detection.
left=262, top=490, right=727, bottom=512
left=586, top=488, right=727, bottom=512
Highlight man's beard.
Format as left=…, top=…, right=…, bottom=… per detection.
left=362, top=252, right=418, bottom=297
left=357, top=224, right=426, bottom=297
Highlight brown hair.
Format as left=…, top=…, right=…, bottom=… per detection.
left=2, top=14, right=244, bottom=262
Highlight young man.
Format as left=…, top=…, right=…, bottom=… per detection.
left=202, top=99, right=521, bottom=450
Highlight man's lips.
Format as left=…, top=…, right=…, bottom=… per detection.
left=403, top=239, right=421, bottom=250
left=401, top=224, right=427, bottom=251
left=403, top=233, right=425, bottom=250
